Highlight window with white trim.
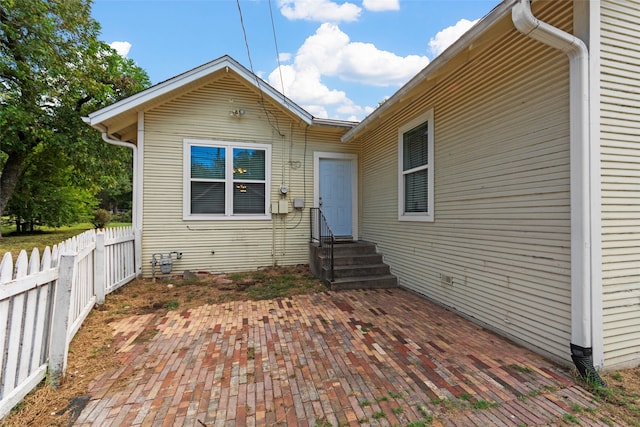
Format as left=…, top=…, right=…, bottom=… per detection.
left=398, top=110, right=434, bottom=221
left=184, top=139, right=271, bottom=219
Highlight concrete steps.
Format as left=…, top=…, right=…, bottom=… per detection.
left=309, top=241, right=398, bottom=290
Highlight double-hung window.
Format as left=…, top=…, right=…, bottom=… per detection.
left=398, top=109, right=434, bottom=221
left=184, top=139, right=271, bottom=219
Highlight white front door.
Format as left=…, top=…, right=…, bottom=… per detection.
left=315, top=153, right=357, bottom=239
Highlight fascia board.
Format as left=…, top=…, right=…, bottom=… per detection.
left=86, top=55, right=314, bottom=127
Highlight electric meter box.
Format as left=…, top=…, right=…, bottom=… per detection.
left=271, top=200, right=290, bottom=214
left=278, top=199, right=289, bottom=214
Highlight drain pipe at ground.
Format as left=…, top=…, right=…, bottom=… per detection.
left=511, top=0, right=604, bottom=385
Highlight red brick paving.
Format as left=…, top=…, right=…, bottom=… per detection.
left=74, top=289, right=606, bottom=426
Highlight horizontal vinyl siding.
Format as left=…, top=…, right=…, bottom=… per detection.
left=600, top=0, right=640, bottom=368
left=141, top=74, right=355, bottom=276
left=357, top=3, right=573, bottom=363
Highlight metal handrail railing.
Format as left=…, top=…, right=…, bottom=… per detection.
left=310, top=208, right=335, bottom=282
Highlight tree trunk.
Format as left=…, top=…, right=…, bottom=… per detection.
left=0, top=151, right=28, bottom=239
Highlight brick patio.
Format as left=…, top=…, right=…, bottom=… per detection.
left=74, top=288, right=606, bottom=426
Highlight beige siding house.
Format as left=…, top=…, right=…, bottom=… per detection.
left=341, top=0, right=640, bottom=373
left=599, top=0, right=640, bottom=369
left=87, top=0, right=640, bottom=376
left=85, top=56, right=357, bottom=276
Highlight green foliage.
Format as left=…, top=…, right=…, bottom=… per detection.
left=112, top=210, right=132, bottom=224
left=371, top=411, right=386, bottom=420
left=562, top=413, right=580, bottom=424
left=510, top=364, right=534, bottom=374
left=244, top=274, right=323, bottom=300
left=5, top=144, right=98, bottom=231
left=164, top=300, right=179, bottom=311
left=586, top=378, right=640, bottom=426
left=314, top=418, right=332, bottom=427
left=391, top=406, right=403, bottom=415
left=471, top=400, right=499, bottom=410
left=388, top=390, right=404, bottom=399
left=0, top=0, right=150, bottom=230
left=93, top=208, right=111, bottom=229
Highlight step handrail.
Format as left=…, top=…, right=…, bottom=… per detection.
left=310, top=208, right=335, bottom=282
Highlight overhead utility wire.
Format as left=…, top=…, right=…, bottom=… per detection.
left=268, top=0, right=287, bottom=106
left=235, top=0, right=284, bottom=136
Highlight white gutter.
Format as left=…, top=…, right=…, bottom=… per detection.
left=512, top=0, right=603, bottom=378
left=98, top=128, right=143, bottom=277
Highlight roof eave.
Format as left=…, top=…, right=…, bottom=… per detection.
left=85, top=55, right=314, bottom=128
left=311, top=117, right=359, bottom=129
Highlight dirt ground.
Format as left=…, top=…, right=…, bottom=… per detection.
left=2, top=264, right=639, bottom=426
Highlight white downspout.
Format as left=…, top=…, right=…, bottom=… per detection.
left=101, top=130, right=143, bottom=277
left=512, top=0, right=603, bottom=383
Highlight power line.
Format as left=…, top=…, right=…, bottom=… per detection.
left=268, top=0, right=287, bottom=105
left=235, top=0, right=284, bottom=137
left=235, top=0, right=257, bottom=86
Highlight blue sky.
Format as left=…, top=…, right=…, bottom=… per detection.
left=92, top=0, right=498, bottom=120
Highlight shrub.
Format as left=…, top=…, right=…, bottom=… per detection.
left=93, top=209, right=111, bottom=229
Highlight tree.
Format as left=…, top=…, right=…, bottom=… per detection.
left=6, top=143, right=98, bottom=232
left=0, top=0, right=149, bottom=235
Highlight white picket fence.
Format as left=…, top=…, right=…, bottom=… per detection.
left=0, top=226, right=137, bottom=418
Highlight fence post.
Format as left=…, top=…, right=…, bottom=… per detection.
left=95, top=231, right=106, bottom=304
left=48, top=253, right=75, bottom=388
left=134, top=228, right=142, bottom=277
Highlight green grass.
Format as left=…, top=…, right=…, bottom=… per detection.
left=0, top=222, right=132, bottom=258
left=246, top=281, right=296, bottom=300
left=164, top=300, right=180, bottom=310
left=314, top=418, right=332, bottom=427
left=586, top=379, right=640, bottom=427
left=245, top=274, right=322, bottom=300
left=510, top=364, right=535, bottom=374
left=472, top=400, right=499, bottom=410
left=459, top=392, right=472, bottom=401
left=388, top=390, right=404, bottom=399
left=562, top=413, right=580, bottom=424
left=371, top=411, right=386, bottom=420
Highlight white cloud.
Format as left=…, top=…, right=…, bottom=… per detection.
left=340, top=42, right=428, bottom=86
left=278, top=52, right=292, bottom=63
left=270, top=64, right=349, bottom=107
left=110, top=41, right=132, bottom=57
left=279, top=0, right=361, bottom=22
left=268, top=23, right=428, bottom=119
left=362, top=0, right=399, bottom=12
left=294, top=23, right=428, bottom=86
left=428, top=18, right=478, bottom=57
